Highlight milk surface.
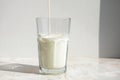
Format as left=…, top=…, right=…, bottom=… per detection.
left=38, top=34, right=69, bottom=69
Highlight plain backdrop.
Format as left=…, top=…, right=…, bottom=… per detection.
left=100, top=0, right=120, bottom=58
left=0, top=0, right=100, bottom=58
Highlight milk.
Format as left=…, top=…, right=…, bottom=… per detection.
left=38, top=34, right=69, bottom=69
left=48, top=0, right=51, bottom=33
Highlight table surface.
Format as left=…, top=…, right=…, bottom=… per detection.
left=0, top=56, right=120, bottom=80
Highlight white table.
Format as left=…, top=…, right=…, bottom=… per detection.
left=0, top=56, right=120, bottom=80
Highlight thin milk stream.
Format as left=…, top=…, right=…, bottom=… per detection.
left=48, top=0, right=51, bottom=33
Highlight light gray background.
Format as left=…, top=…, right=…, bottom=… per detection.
left=0, top=0, right=100, bottom=58
left=99, top=0, right=120, bottom=58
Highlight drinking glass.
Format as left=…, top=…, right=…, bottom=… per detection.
left=36, top=17, right=71, bottom=74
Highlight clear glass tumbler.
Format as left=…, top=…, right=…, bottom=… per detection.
left=36, top=17, right=71, bottom=74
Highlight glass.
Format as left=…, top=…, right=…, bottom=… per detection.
left=36, top=17, right=71, bottom=74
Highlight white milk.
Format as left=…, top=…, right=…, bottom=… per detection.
left=38, top=34, right=69, bottom=69
left=48, top=0, right=51, bottom=33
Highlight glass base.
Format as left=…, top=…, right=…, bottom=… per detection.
left=39, top=67, right=66, bottom=75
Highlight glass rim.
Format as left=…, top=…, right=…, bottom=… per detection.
left=36, top=17, right=71, bottom=20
